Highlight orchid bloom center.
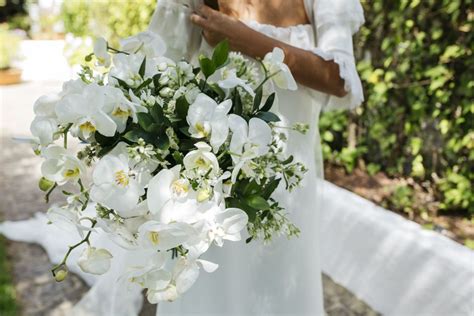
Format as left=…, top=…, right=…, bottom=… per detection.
left=195, top=122, right=210, bottom=137
left=148, top=231, right=160, bottom=245
left=79, top=121, right=96, bottom=133
left=114, top=170, right=130, bottom=187
left=195, top=156, right=209, bottom=170
left=112, top=106, right=131, bottom=118
left=171, top=179, right=189, bottom=197
left=63, top=167, right=80, bottom=179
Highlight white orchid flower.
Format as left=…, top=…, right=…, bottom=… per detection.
left=109, top=53, right=155, bottom=88
left=96, top=201, right=149, bottom=249
left=47, top=206, right=91, bottom=239
left=77, top=247, right=113, bottom=275
left=263, top=47, right=297, bottom=91
left=200, top=203, right=248, bottom=247
left=41, top=145, right=86, bottom=185
left=90, top=143, right=153, bottom=217
left=183, top=142, right=220, bottom=179
left=102, top=86, right=147, bottom=133
left=228, top=115, right=272, bottom=182
left=125, top=251, right=172, bottom=298
left=137, top=221, right=196, bottom=251
left=186, top=93, right=232, bottom=152
left=93, top=37, right=111, bottom=67
left=55, top=83, right=117, bottom=139
left=147, top=256, right=218, bottom=303
left=30, top=94, right=60, bottom=146
left=30, top=116, right=59, bottom=147
left=30, top=79, right=87, bottom=147
left=218, top=68, right=255, bottom=97
left=120, top=31, right=167, bottom=59
left=147, top=165, right=201, bottom=224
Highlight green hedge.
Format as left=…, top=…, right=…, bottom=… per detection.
left=61, top=0, right=156, bottom=45
left=320, top=0, right=473, bottom=214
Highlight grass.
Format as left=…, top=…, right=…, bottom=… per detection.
left=0, top=235, right=18, bottom=316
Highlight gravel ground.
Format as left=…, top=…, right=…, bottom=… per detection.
left=0, top=82, right=379, bottom=316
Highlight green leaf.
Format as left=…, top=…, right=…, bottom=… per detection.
left=227, top=197, right=257, bottom=222
left=242, top=180, right=260, bottom=197
left=156, top=132, right=170, bottom=150
left=260, top=93, right=276, bottom=112
left=123, top=128, right=155, bottom=144
left=282, top=155, right=294, bottom=165
left=253, top=87, right=263, bottom=112
left=135, top=78, right=152, bottom=90
left=199, top=55, right=216, bottom=78
left=139, top=56, right=146, bottom=78
left=172, top=151, right=184, bottom=164
left=232, top=91, right=243, bottom=115
left=150, top=103, right=171, bottom=126
left=212, top=40, right=229, bottom=68
left=112, top=76, right=130, bottom=90
left=137, top=112, right=154, bottom=131
left=152, top=74, right=161, bottom=88
left=176, top=96, right=190, bottom=120
left=262, top=178, right=281, bottom=199
left=245, top=195, right=270, bottom=211
left=256, top=111, right=280, bottom=122
left=209, top=83, right=226, bottom=100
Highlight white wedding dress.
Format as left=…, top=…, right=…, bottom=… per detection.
left=0, top=0, right=364, bottom=315
left=151, top=1, right=364, bottom=315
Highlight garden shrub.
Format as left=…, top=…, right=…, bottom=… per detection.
left=320, top=0, right=473, bottom=214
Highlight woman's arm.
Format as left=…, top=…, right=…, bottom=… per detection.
left=190, top=5, right=348, bottom=97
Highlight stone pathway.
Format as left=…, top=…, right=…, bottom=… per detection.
left=0, top=81, right=379, bottom=315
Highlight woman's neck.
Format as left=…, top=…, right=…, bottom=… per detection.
left=217, top=0, right=310, bottom=27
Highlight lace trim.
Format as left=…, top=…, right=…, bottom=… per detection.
left=311, top=48, right=364, bottom=110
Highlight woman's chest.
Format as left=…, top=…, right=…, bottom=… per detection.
left=217, top=0, right=309, bottom=27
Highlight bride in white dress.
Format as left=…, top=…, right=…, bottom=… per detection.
left=150, top=0, right=364, bottom=315
left=0, top=0, right=364, bottom=315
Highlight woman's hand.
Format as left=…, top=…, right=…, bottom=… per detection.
left=190, top=5, right=251, bottom=50
left=190, top=5, right=348, bottom=97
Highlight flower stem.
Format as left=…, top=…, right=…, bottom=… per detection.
left=45, top=183, right=58, bottom=203
left=51, top=220, right=97, bottom=275
left=63, top=124, right=73, bottom=149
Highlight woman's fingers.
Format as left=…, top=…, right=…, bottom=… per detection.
left=196, top=5, right=215, bottom=18
left=190, top=13, right=207, bottom=28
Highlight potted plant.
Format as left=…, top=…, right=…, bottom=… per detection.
left=0, top=24, right=22, bottom=85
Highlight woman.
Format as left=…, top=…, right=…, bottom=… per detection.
left=0, top=1, right=364, bottom=315
left=149, top=0, right=365, bottom=315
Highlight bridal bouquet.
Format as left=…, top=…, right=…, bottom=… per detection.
left=30, top=31, right=307, bottom=303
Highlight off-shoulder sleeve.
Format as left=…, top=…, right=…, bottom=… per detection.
left=148, top=0, right=203, bottom=61
left=306, top=0, right=365, bottom=111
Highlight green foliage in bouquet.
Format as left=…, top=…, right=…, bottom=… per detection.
left=320, top=0, right=473, bottom=214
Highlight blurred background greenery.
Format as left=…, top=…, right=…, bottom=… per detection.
left=1, top=0, right=472, bottom=240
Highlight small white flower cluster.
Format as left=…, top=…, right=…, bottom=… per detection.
left=31, top=32, right=307, bottom=303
